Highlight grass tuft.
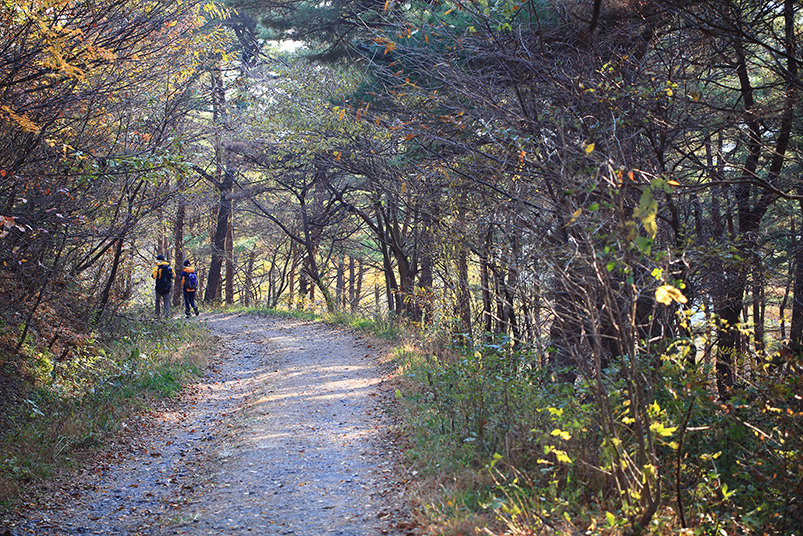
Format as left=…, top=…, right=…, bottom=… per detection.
left=324, top=311, right=404, bottom=340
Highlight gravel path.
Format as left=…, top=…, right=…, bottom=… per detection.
left=11, top=312, right=410, bottom=535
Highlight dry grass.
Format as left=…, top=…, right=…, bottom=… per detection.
left=409, top=469, right=498, bottom=536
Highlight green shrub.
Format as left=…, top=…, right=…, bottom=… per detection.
left=397, top=330, right=803, bottom=535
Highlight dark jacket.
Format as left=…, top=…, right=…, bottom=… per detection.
left=153, top=261, right=173, bottom=294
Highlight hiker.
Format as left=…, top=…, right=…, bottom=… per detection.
left=152, top=254, right=173, bottom=318
left=180, top=259, right=200, bottom=318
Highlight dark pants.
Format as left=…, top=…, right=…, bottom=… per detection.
left=183, top=288, right=198, bottom=316
left=155, top=290, right=170, bottom=318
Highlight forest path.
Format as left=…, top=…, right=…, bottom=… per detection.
left=13, top=312, right=410, bottom=535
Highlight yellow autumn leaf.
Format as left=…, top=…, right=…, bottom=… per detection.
left=642, top=213, right=657, bottom=238
left=1, top=105, right=41, bottom=133
left=585, top=142, right=595, bottom=154
left=655, top=285, right=688, bottom=305
left=550, top=429, right=572, bottom=441
left=554, top=449, right=573, bottom=464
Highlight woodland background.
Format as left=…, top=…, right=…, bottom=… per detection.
left=2, top=0, right=803, bottom=533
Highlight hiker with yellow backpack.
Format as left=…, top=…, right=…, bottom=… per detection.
left=152, top=254, right=173, bottom=318
left=180, top=259, right=200, bottom=318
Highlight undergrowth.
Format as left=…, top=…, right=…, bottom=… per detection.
left=244, top=304, right=405, bottom=340
left=325, top=311, right=404, bottom=340
left=394, top=334, right=803, bottom=535
left=0, top=307, right=214, bottom=510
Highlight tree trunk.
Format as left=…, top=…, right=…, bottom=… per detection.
left=790, top=201, right=803, bottom=353
left=354, top=258, right=365, bottom=313
left=244, top=246, right=256, bottom=307
left=267, top=249, right=277, bottom=307
left=348, top=256, right=356, bottom=311
left=204, top=168, right=233, bottom=303
left=481, top=231, right=493, bottom=335
left=336, top=254, right=345, bottom=310
left=418, top=252, right=433, bottom=322
left=712, top=24, right=795, bottom=396
left=417, top=206, right=434, bottom=322
left=172, top=197, right=185, bottom=308
left=714, top=277, right=743, bottom=397
left=456, top=249, right=471, bottom=333
left=205, top=62, right=226, bottom=304
left=397, top=256, right=415, bottom=318
left=753, top=258, right=765, bottom=356
left=781, top=216, right=795, bottom=341
left=17, top=233, right=67, bottom=352
left=93, top=238, right=125, bottom=325
left=370, top=202, right=400, bottom=314
left=158, top=204, right=169, bottom=264
left=157, top=206, right=167, bottom=260
left=196, top=265, right=205, bottom=298
left=225, top=198, right=234, bottom=305
left=299, top=261, right=308, bottom=308
left=493, top=264, right=504, bottom=336
left=505, top=236, right=521, bottom=342
left=383, top=257, right=397, bottom=314
left=289, top=240, right=297, bottom=309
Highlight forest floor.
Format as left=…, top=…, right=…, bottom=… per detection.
left=7, top=312, right=415, bottom=535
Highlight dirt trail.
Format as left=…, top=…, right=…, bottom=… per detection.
left=11, top=312, right=410, bottom=535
